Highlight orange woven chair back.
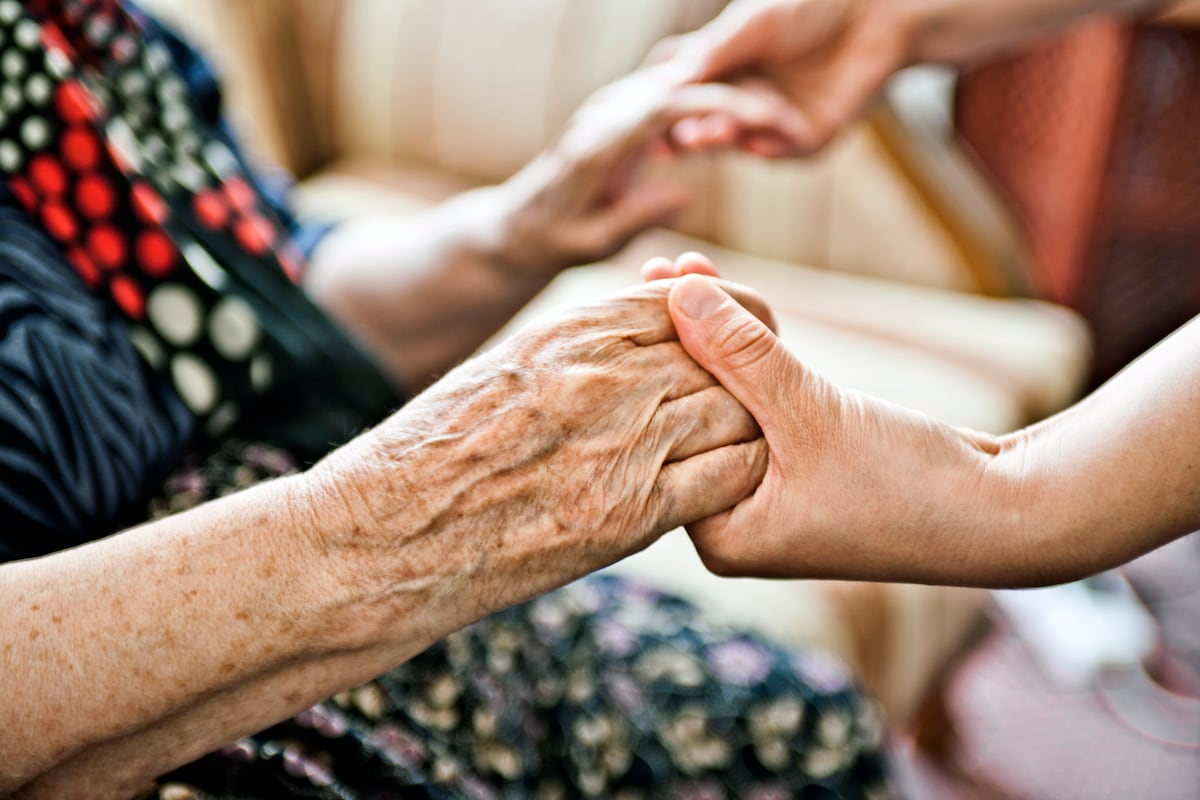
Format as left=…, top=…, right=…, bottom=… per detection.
left=957, top=21, right=1200, bottom=385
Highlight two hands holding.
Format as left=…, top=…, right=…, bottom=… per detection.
left=347, top=0, right=1191, bottom=603
left=12, top=1, right=1198, bottom=794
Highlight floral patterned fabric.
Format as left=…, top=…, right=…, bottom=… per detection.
left=145, top=442, right=896, bottom=800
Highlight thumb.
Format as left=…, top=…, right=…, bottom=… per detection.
left=668, top=275, right=796, bottom=425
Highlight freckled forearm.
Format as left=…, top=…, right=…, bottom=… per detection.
left=0, top=472, right=433, bottom=795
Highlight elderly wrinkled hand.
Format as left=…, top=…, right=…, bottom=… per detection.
left=305, top=279, right=772, bottom=623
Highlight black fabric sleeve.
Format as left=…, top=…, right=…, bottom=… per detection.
left=0, top=199, right=193, bottom=562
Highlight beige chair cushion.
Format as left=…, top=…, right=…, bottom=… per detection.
left=139, top=0, right=1092, bottom=729
left=142, top=0, right=1020, bottom=291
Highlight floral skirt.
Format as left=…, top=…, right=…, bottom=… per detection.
left=147, top=442, right=895, bottom=800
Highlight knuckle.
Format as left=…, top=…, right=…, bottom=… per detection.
left=711, top=315, right=776, bottom=370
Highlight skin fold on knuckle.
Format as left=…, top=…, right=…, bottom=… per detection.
left=708, top=311, right=776, bottom=372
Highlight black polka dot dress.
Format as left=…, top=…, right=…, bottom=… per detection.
left=0, top=0, right=399, bottom=554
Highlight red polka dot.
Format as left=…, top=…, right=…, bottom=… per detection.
left=9, top=177, right=35, bottom=209
left=75, top=174, right=116, bottom=220
left=233, top=213, right=274, bottom=256
left=193, top=189, right=229, bottom=230
left=42, top=201, right=78, bottom=241
left=30, top=155, right=67, bottom=196
left=130, top=181, right=168, bottom=225
left=61, top=128, right=100, bottom=171
left=41, top=25, right=75, bottom=58
left=55, top=81, right=95, bottom=125
left=223, top=177, right=256, bottom=212
left=87, top=225, right=126, bottom=270
left=109, top=275, right=144, bottom=319
left=135, top=230, right=177, bottom=277
left=66, top=246, right=100, bottom=287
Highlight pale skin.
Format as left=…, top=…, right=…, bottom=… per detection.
left=0, top=57, right=791, bottom=797
left=306, top=63, right=807, bottom=391
left=637, top=0, right=1200, bottom=586
left=648, top=0, right=1175, bottom=158
left=645, top=252, right=1200, bottom=588
left=0, top=279, right=773, bottom=799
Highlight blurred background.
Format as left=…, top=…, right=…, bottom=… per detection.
left=139, top=1, right=1200, bottom=796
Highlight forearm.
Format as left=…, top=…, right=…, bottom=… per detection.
left=984, top=316, right=1200, bottom=585
left=0, top=472, right=446, bottom=797
left=903, top=0, right=1167, bottom=64
left=305, top=185, right=550, bottom=392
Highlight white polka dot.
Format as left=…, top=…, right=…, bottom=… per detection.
left=170, top=161, right=207, bottom=192
left=45, top=48, right=71, bottom=79
left=140, top=132, right=168, bottom=164
left=250, top=353, right=273, bottom=392
left=104, top=117, right=143, bottom=171
left=204, top=401, right=240, bottom=437
left=1, top=83, right=21, bottom=112
left=0, top=138, right=21, bottom=172
left=1, top=49, right=24, bottom=79
left=158, top=75, right=186, bottom=103
left=147, top=284, right=204, bottom=347
left=24, top=73, right=50, bottom=106
left=163, top=102, right=191, bottom=132
left=0, top=0, right=22, bottom=25
left=181, top=243, right=230, bottom=291
left=128, top=326, right=165, bottom=370
left=14, top=20, right=40, bottom=51
left=176, top=131, right=201, bottom=155
left=171, top=353, right=218, bottom=415
left=209, top=297, right=260, bottom=361
left=85, top=14, right=114, bottom=48
left=117, top=69, right=147, bottom=98
left=203, top=141, right=238, bottom=175
left=19, top=116, right=48, bottom=149
left=145, top=42, right=171, bottom=76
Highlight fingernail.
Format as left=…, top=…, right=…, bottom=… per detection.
left=675, top=276, right=725, bottom=320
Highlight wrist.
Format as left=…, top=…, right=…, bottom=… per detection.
left=487, top=159, right=578, bottom=279
left=456, top=177, right=567, bottom=284
left=280, top=455, right=446, bottom=655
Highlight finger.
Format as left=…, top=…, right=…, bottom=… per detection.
left=654, top=438, right=768, bottom=534
left=679, top=3, right=775, bottom=82
left=668, top=275, right=796, bottom=425
left=643, top=33, right=688, bottom=67
left=641, top=256, right=680, bottom=282
left=654, top=385, right=759, bottom=462
left=673, top=251, right=721, bottom=277
left=569, top=278, right=774, bottom=348
left=741, top=130, right=797, bottom=158
left=661, top=83, right=811, bottom=151
left=636, top=341, right=719, bottom=401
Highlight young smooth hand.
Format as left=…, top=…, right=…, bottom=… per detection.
left=495, top=63, right=812, bottom=277
left=649, top=0, right=912, bottom=157
left=644, top=253, right=1025, bottom=587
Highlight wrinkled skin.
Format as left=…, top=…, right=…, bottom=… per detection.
left=305, top=279, right=775, bottom=633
